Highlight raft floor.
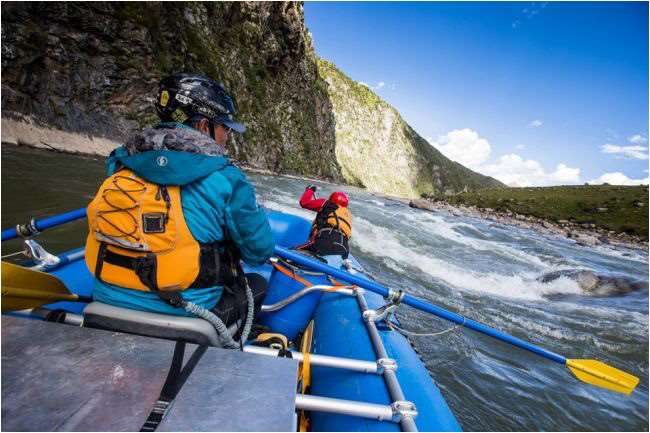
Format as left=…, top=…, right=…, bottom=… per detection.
left=1, top=317, right=298, bottom=431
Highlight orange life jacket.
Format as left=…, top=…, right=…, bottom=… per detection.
left=85, top=168, right=223, bottom=292
left=310, top=201, right=352, bottom=240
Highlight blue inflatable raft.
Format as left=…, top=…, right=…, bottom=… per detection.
left=1, top=209, right=461, bottom=432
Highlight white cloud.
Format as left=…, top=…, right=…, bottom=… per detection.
left=430, top=128, right=580, bottom=186
left=628, top=134, right=648, bottom=145
left=528, top=119, right=543, bottom=128
left=601, top=143, right=648, bottom=160
left=479, top=154, right=580, bottom=187
left=515, top=144, right=526, bottom=150
left=512, top=2, right=548, bottom=29
left=375, top=81, right=385, bottom=90
left=588, top=172, right=649, bottom=186
left=430, top=129, right=491, bottom=168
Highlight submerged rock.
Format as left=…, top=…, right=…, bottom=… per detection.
left=539, top=269, right=647, bottom=296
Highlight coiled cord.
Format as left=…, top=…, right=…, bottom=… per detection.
left=183, top=278, right=255, bottom=350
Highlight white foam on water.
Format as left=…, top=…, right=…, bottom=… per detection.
left=590, top=243, right=649, bottom=264
left=260, top=193, right=645, bottom=303
left=261, top=199, right=314, bottom=220
left=366, top=199, right=386, bottom=207
left=377, top=211, right=550, bottom=269
left=352, top=215, right=582, bottom=300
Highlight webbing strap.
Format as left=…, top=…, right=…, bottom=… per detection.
left=140, top=342, right=208, bottom=431
left=271, top=262, right=312, bottom=287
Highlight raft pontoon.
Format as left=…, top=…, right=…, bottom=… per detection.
left=1, top=209, right=461, bottom=432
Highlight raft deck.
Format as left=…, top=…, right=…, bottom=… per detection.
left=1, top=316, right=298, bottom=431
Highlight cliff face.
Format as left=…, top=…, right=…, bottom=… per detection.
left=318, top=60, right=503, bottom=197
left=1, top=2, right=341, bottom=179
left=1, top=1, right=501, bottom=197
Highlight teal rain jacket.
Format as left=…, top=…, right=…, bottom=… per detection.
left=91, top=124, right=274, bottom=316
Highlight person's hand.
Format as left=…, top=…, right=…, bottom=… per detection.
left=306, top=184, right=317, bottom=192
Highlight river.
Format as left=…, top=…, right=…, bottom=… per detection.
left=2, top=145, right=648, bottom=431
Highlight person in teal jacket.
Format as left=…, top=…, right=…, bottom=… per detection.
left=91, top=73, right=274, bottom=324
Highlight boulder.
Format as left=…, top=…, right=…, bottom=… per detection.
left=409, top=199, right=437, bottom=212
left=568, top=231, right=600, bottom=246
left=538, top=269, right=647, bottom=296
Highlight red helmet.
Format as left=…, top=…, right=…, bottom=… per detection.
left=329, top=191, right=349, bottom=207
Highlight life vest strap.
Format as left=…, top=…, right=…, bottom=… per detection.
left=101, top=248, right=159, bottom=291
left=96, top=242, right=229, bottom=293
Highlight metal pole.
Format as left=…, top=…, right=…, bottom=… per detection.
left=295, top=394, right=394, bottom=422
left=260, top=285, right=355, bottom=312
left=356, top=291, right=419, bottom=432
left=243, top=345, right=378, bottom=374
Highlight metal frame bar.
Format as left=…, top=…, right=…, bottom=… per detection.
left=260, top=285, right=355, bottom=312
left=356, top=290, right=419, bottom=432
left=295, top=394, right=394, bottom=422
left=243, top=345, right=379, bottom=374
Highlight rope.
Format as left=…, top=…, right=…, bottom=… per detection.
left=1, top=251, right=25, bottom=259
left=182, top=276, right=255, bottom=350
left=239, top=276, right=255, bottom=346
left=276, top=256, right=325, bottom=276
left=389, top=316, right=466, bottom=337
left=183, top=301, right=239, bottom=349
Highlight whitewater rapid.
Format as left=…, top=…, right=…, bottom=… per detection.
left=252, top=173, right=648, bottom=431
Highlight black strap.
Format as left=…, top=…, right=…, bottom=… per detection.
left=95, top=243, right=107, bottom=281
left=141, top=343, right=208, bottom=431
left=277, top=348, right=293, bottom=358
left=189, top=242, right=226, bottom=288
left=102, top=249, right=159, bottom=291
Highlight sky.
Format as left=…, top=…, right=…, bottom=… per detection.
left=304, top=2, right=649, bottom=186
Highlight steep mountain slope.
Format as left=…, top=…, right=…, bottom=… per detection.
left=1, top=1, right=502, bottom=198
left=1, top=2, right=340, bottom=179
left=318, top=60, right=503, bottom=197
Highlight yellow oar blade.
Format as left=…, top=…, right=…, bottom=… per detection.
left=1, top=287, right=80, bottom=312
left=1, top=261, right=72, bottom=312
left=566, top=359, right=640, bottom=395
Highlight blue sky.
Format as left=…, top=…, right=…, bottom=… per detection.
left=304, top=2, right=649, bottom=186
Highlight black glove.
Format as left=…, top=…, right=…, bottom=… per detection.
left=306, top=184, right=317, bottom=192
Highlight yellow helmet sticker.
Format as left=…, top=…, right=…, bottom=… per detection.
left=171, top=109, right=188, bottom=123
left=159, top=90, right=170, bottom=107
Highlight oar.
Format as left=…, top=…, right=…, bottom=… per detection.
left=1, top=207, right=87, bottom=242
left=1, top=261, right=91, bottom=312
left=273, top=246, right=640, bottom=395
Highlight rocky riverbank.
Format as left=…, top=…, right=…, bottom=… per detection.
left=410, top=198, right=649, bottom=251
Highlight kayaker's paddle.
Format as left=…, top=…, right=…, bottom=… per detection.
left=1, top=261, right=91, bottom=312
left=273, top=246, right=640, bottom=395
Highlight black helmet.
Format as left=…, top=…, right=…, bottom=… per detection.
left=155, top=73, right=246, bottom=133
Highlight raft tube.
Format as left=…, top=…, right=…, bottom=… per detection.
left=7, top=209, right=461, bottom=431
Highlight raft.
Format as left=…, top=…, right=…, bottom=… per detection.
left=1, top=209, right=461, bottom=432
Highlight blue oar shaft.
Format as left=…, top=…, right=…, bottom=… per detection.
left=1, top=208, right=87, bottom=242
left=274, top=245, right=567, bottom=365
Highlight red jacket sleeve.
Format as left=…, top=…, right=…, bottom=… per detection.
left=300, top=189, right=326, bottom=212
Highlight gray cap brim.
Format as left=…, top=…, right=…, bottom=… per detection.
left=222, top=119, right=246, bottom=134
left=215, top=114, right=246, bottom=134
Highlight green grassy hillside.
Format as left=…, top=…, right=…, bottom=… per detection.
left=429, top=185, right=649, bottom=239
left=317, top=59, right=503, bottom=198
